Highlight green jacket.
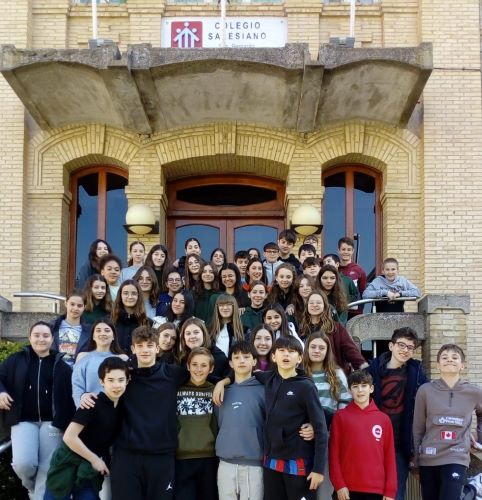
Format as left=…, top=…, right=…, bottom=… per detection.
left=240, top=306, right=264, bottom=334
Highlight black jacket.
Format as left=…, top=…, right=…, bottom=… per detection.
left=0, top=347, right=75, bottom=430
left=50, top=315, right=92, bottom=361
left=367, top=351, right=428, bottom=459
left=114, top=313, right=153, bottom=355
left=256, top=369, right=328, bottom=473
left=116, top=361, right=189, bottom=454
left=278, top=254, right=303, bottom=275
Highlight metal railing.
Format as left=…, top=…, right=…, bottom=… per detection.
left=13, top=292, right=66, bottom=313
left=0, top=440, right=11, bottom=455
left=348, top=296, right=419, bottom=309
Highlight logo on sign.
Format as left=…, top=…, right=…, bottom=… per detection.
left=441, top=431, right=457, bottom=440
left=172, top=21, right=203, bottom=48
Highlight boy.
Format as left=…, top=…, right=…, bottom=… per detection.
left=337, top=237, right=366, bottom=316
left=262, top=242, right=282, bottom=285
left=156, top=268, right=183, bottom=317
left=234, top=250, right=250, bottom=284
left=51, top=290, right=90, bottom=366
left=298, top=243, right=316, bottom=264
left=322, top=253, right=359, bottom=304
left=367, top=327, right=427, bottom=500
left=99, top=254, right=122, bottom=300
left=262, top=337, right=327, bottom=500
left=278, top=229, right=303, bottom=275
left=303, top=235, right=319, bottom=256
left=329, top=371, right=397, bottom=500
left=363, top=258, right=421, bottom=313
left=110, top=326, right=189, bottom=500
left=175, top=347, right=218, bottom=500
left=302, top=256, right=321, bottom=279
left=216, top=341, right=265, bottom=500
left=413, top=344, right=482, bottom=500
left=44, top=357, right=129, bottom=499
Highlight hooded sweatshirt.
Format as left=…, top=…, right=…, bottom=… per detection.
left=339, top=262, right=367, bottom=295
left=329, top=400, right=397, bottom=498
left=363, top=274, right=421, bottom=312
left=413, top=378, right=482, bottom=467
left=215, top=376, right=265, bottom=465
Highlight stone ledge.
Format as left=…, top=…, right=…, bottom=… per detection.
left=418, top=294, right=470, bottom=315
left=347, top=312, right=426, bottom=341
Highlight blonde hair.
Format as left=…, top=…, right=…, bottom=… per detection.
left=209, top=294, right=244, bottom=344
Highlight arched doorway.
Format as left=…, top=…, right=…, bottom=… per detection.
left=68, top=166, right=128, bottom=288
left=167, top=175, right=286, bottom=260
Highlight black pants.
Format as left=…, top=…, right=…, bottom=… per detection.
left=349, top=493, right=383, bottom=500
left=263, top=467, right=316, bottom=500
left=174, top=457, right=219, bottom=500
left=111, top=448, right=175, bottom=500
left=419, top=464, right=467, bottom=500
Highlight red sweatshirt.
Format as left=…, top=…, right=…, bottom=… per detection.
left=339, top=262, right=367, bottom=294
left=329, top=400, right=397, bottom=498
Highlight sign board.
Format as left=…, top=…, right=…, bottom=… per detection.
left=161, top=18, right=287, bottom=48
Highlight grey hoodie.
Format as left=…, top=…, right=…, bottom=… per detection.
left=413, top=378, right=482, bottom=467
left=215, top=376, right=265, bottom=465
left=362, top=274, right=421, bottom=299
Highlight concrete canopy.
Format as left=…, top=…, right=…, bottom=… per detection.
left=0, top=42, right=432, bottom=134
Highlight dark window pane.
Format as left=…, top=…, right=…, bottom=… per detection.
left=75, top=174, right=98, bottom=274
left=105, top=173, right=128, bottom=264
left=176, top=224, right=220, bottom=260
left=177, top=185, right=277, bottom=206
left=323, top=174, right=346, bottom=255
left=354, top=172, right=376, bottom=277
left=234, top=225, right=277, bottom=253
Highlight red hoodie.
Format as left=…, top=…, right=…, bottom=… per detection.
left=339, top=261, right=367, bottom=294
left=329, top=400, right=397, bottom=498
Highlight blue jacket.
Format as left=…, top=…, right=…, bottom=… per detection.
left=367, top=351, right=428, bottom=459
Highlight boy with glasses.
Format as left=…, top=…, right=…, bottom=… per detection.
left=367, top=327, right=428, bottom=500
left=156, top=269, right=184, bottom=317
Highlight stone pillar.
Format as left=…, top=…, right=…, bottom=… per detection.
left=418, top=294, right=470, bottom=378
left=285, top=0, right=321, bottom=57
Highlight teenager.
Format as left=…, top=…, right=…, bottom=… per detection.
left=243, top=258, right=268, bottom=290
left=292, top=275, right=315, bottom=324
left=318, top=265, right=349, bottom=325
left=240, top=280, right=268, bottom=335
left=158, top=322, right=178, bottom=363
left=213, top=263, right=249, bottom=310
left=76, top=239, right=112, bottom=289
left=267, top=263, right=297, bottom=314
left=184, top=253, right=204, bottom=291
left=161, top=290, right=195, bottom=330
left=209, top=294, right=245, bottom=357
left=277, top=229, right=303, bottom=275
left=249, top=324, right=275, bottom=372
left=234, top=250, right=250, bottom=285
left=99, top=254, right=122, bottom=301
left=133, top=265, right=160, bottom=319
left=210, top=248, right=226, bottom=275
left=82, top=274, right=112, bottom=325
left=120, top=241, right=146, bottom=282
left=156, top=269, right=183, bottom=318
left=262, top=242, right=282, bottom=285
left=175, top=237, right=202, bottom=276
left=0, top=321, right=75, bottom=500
left=193, top=261, right=219, bottom=324
left=145, top=244, right=170, bottom=291
left=247, top=248, right=261, bottom=260
left=262, top=303, right=304, bottom=349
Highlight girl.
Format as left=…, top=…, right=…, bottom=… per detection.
left=262, top=302, right=303, bottom=349
left=133, top=265, right=160, bottom=319
left=156, top=269, right=184, bottom=318
left=247, top=247, right=260, bottom=260
left=99, top=254, right=122, bottom=301
left=145, top=244, right=170, bottom=291
left=302, top=331, right=352, bottom=500
left=249, top=323, right=274, bottom=372
left=72, top=319, right=128, bottom=409
left=243, top=258, right=267, bottom=290
left=111, top=279, right=151, bottom=354
left=318, top=264, right=349, bottom=325
left=267, top=263, right=296, bottom=312
left=299, top=291, right=367, bottom=374
left=209, top=294, right=245, bottom=357
left=120, top=241, right=146, bottom=282
left=0, top=321, right=75, bottom=500
left=413, top=344, right=482, bottom=500
left=175, top=237, right=202, bottom=275
left=51, top=290, right=91, bottom=367
left=210, top=247, right=226, bottom=275
left=158, top=322, right=178, bottom=363
left=184, top=253, right=203, bottom=291
left=178, top=317, right=229, bottom=378
left=193, top=261, right=219, bottom=324
left=76, top=239, right=112, bottom=289
left=164, top=290, right=195, bottom=330
left=82, top=274, right=112, bottom=324
left=292, top=275, right=315, bottom=324
left=240, top=280, right=268, bottom=334
left=214, top=263, right=249, bottom=309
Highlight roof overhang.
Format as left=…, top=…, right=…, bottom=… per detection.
left=0, top=42, right=432, bottom=134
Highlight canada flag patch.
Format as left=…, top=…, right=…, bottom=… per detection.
left=441, top=431, right=457, bottom=440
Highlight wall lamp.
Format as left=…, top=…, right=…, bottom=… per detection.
left=290, top=204, right=323, bottom=236
left=124, top=204, right=159, bottom=235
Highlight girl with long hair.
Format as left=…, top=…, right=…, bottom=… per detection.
left=111, top=279, right=150, bottom=354
left=157, top=322, right=178, bottom=363
left=133, top=265, right=160, bottom=319
left=81, top=274, right=112, bottom=324
left=72, top=319, right=128, bottom=409
left=145, top=244, right=170, bottom=291
left=210, top=247, right=226, bottom=275
left=120, top=241, right=146, bottom=282
left=193, top=261, right=219, bottom=324
left=299, top=291, right=367, bottom=374
left=214, top=263, right=249, bottom=308
left=267, top=263, right=297, bottom=313
left=262, top=303, right=303, bottom=348
left=76, top=239, right=112, bottom=289
left=240, top=280, right=268, bottom=334
left=164, top=290, right=195, bottom=330
left=209, top=294, right=244, bottom=357
left=184, top=253, right=204, bottom=291
left=292, top=275, right=315, bottom=324
left=249, top=323, right=275, bottom=372
left=318, top=264, right=349, bottom=325
left=174, top=237, right=202, bottom=275
left=242, top=257, right=267, bottom=290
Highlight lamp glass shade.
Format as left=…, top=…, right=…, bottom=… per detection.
left=291, top=205, right=321, bottom=235
left=125, top=204, right=155, bottom=235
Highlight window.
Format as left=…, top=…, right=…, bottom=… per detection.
left=69, top=167, right=128, bottom=288
left=322, top=166, right=381, bottom=277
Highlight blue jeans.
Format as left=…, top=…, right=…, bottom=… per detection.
left=44, top=486, right=100, bottom=500
left=395, top=450, right=409, bottom=500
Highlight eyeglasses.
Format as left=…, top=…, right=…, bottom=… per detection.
left=395, top=341, right=416, bottom=352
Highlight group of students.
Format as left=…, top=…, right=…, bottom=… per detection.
left=0, top=229, right=478, bottom=500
